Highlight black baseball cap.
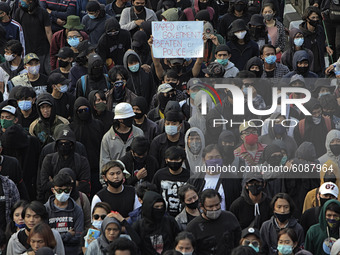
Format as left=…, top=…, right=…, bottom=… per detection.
left=48, top=73, right=70, bottom=86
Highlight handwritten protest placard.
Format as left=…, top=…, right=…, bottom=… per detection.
left=152, top=21, right=204, bottom=58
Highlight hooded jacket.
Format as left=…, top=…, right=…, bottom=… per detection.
left=303, top=160, right=340, bottom=212
left=319, top=129, right=340, bottom=166
left=281, top=28, right=314, bottom=71
left=305, top=200, right=340, bottom=255
left=119, top=5, right=158, bottom=32
left=229, top=183, right=272, bottom=229
left=97, top=17, right=131, bottom=66
left=132, top=191, right=180, bottom=255
left=88, top=90, right=115, bottom=133
left=294, top=97, right=333, bottom=157
left=282, top=50, right=318, bottom=82
left=185, top=127, right=205, bottom=173
left=131, top=30, right=152, bottom=65
left=105, top=0, right=132, bottom=21
left=82, top=6, right=110, bottom=44
left=259, top=112, right=298, bottom=159
left=29, top=93, right=69, bottom=146
left=123, top=50, right=154, bottom=104
left=70, top=97, right=104, bottom=172
left=260, top=215, right=304, bottom=255
left=45, top=196, right=84, bottom=254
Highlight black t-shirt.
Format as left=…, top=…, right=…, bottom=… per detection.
left=18, top=229, right=30, bottom=249
left=53, top=93, right=75, bottom=120
left=178, top=70, right=192, bottom=91
left=30, top=74, right=48, bottom=96
left=152, top=167, right=190, bottom=217
left=136, top=9, right=146, bottom=20
left=0, top=180, right=5, bottom=231
left=113, top=3, right=125, bottom=15
left=115, top=127, right=132, bottom=143
left=50, top=68, right=69, bottom=79
left=186, top=211, right=196, bottom=224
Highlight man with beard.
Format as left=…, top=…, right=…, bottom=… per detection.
left=39, top=127, right=91, bottom=201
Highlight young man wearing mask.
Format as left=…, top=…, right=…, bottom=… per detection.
left=319, top=94, right=340, bottom=130
left=50, top=47, right=74, bottom=79
left=0, top=105, right=18, bottom=133
left=234, top=122, right=266, bottom=166
left=10, top=53, right=48, bottom=96
left=0, top=40, right=25, bottom=100
left=230, top=172, right=271, bottom=230
left=150, top=110, right=185, bottom=168
left=45, top=173, right=84, bottom=255
left=185, top=128, right=205, bottom=173
left=301, top=182, right=339, bottom=235
left=152, top=146, right=190, bottom=217
left=186, top=189, right=241, bottom=255
left=48, top=73, right=75, bottom=120
left=305, top=200, right=340, bottom=255
left=100, top=102, right=143, bottom=170
left=214, top=44, right=239, bottom=78
left=92, top=160, right=141, bottom=218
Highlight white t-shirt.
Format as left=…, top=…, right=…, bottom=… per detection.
left=203, top=173, right=226, bottom=211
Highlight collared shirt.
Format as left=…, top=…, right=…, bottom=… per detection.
left=234, top=143, right=266, bottom=166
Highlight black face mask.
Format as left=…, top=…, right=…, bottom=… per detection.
left=251, top=70, right=262, bottom=78
left=167, top=161, right=182, bottom=171
left=274, top=212, right=291, bottom=223
left=267, top=155, right=282, bottom=166
left=113, top=81, right=126, bottom=101
left=58, top=59, right=70, bottom=68
left=296, top=66, right=309, bottom=74
left=234, top=4, right=245, bottom=12
left=90, top=66, right=104, bottom=80
left=168, top=82, right=178, bottom=89
left=265, top=69, right=275, bottom=78
left=133, top=155, right=146, bottom=163
left=171, top=64, right=183, bottom=74
left=78, top=111, right=91, bottom=121
left=134, top=112, right=144, bottom=119
left=152, top=207, right=165, bottom=221
left=324, top=173, right=337, bottom=184
left=158, top=93, right=175, bottom=112
left=57, top=142, right=73, bottom=156
left=320, top=197, right=330, bottom=207
left=330, top=144, right=340, bottom=156
left=107, top=179, right=123, bottom=188
left=122, top=117, right=134, bottom=128
left=134, top=5, right=144, bottom=12
left=185, top=199, right=199, bottom=209
left=198, top=1, right=208, bottom=9
left=248, top=184, right=264, bottom=196
left=221, top=145, right=234, bottom=156
left=308, top=19, right=319, bottom=27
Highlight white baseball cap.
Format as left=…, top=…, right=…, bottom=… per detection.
left=114, top=103, right=135, bottom=119
left=320, top=182, right=339, bottom=198
left=1, top=105, right=16, bottom=116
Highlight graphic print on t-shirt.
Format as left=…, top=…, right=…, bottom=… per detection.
left=160, top=180, right=186, bottom=216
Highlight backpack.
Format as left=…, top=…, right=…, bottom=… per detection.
left=80, top=73, right=111, bottom=96
left=329, top=0, right=340, bottom=22
left=298, top=116, right=332, bottom=138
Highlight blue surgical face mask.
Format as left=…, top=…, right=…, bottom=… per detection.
left=281, top=155, right=288, bottom=165
left=265, top=55, right=277, bottom=64
left=92, top=220, right=102, bottom=229
left=216, top=58, right=228, bottom=66
left=20, top=0, right=29, bottom=8
left=319, top=92, right=331, bottom=98
left=18, top=100, right=32, bottom=111
left=15, top=223, right=26, bottom=229
left=277, top=245, right=293, bottom=255
left=88, top=14, right=97, bottom=19
left=294, top=38, right=304, bottom=47
left=55, top=192, right=70, bottom=202
left=185, top=58, right=191, bottom=62
left=58, top=85, right=68, bottom=93
left=68, top=37, right=80, bottom=48
left=128, top=63, right=140, bottom=73
left=249, top=244, right=260, bottom=253
left=165, top=125, right=179, bottom=136
left=190, top=92, right=197, bottom=100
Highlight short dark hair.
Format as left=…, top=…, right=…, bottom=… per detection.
left=326, top=201, right=340, bottom=214
left=236, top=70, right=256, bottom=79
left=302, top=6, right=321, bottom=20
left=277, top=228, right=298, bottom=243
left=199, top=189, right=222, bottom=206
left=261, top=2, right=275, bottom=12
left=16, top=86, right=36, bottom=100
left=164, top=146, right=186, bottom=161
left=127, top=54, right=139, bottom=65
left=136, top=182, right=157, bottom=199
left=108, top=65, right=129, bottom=82
left=164, top=69, right=179, bottom=80
left=53, top=173, right=73, bottom=187
left=270, top=193, right=296, bottom=213
left=202, top=144, right=220, bottom=158
left=22, top=201, right=48, bottom=222
left=175, top=231, right=196, bottom=249
left=92, top=202, right=111, bottom=216
left=231, top=246, right=257, bottom=255
left=5, top=40, right=23, bottom=56
left=130, top=136, right=149, bottom=155
left=260, top=44, right=276, bottom=55
left=108, top=237, right=138, bottom=255
left=178, top=184, right=198, bottom=203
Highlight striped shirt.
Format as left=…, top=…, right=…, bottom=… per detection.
left=234, top=142, right=266, bottom=166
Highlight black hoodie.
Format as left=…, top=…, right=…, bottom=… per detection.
left=132, top=191, right=180, bottom=255
left=97, top=17, right=131, bottom=66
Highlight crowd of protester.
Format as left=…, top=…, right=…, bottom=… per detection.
left=1, top=0, right=340, bottom=254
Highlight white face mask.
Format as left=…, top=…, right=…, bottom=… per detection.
left=27, top=64, right=40, bottom=75
left=92, top=220, right=102, bottom=229
left=55, top=192, right=70, bottom=202
left=5, top=54, right=15, bottom=62
left=234, top=31, right=247, bottom=39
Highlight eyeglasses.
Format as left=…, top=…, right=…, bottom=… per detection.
left=77, top=108, right=90, bottom=114
left=54, top=188, right=71, bottom=194
left=93, top=214, right=106, bottom=220
left=243, top=240, right=259, bottom=247
left=241, top=130, right=257, bottom=136
left=107, top=31, right=119, bottom=36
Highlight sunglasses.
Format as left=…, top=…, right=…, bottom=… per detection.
left=243, top=240, right=259, bottom=247
left=93, top=214, right=106, bottom=220
left=54, top=188, right=71, bottom=194
left=77, top=108, right=89, bottom=114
